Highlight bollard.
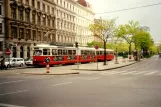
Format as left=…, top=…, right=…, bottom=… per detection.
left=46, top=64, right=50, bottom=73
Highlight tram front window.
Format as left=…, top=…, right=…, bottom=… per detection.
left=34, top=50, right=42, bottom=56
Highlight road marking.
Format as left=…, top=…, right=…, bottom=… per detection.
left=132, top=71, right=148, bottom=75
left=52, top=82, right=72, bottom=87
left=0, top=103, right=26, bottom=107
left=0, top=90, right=28, bottom=96
left=144, top=71, right=158, bottom=75
left=121, top=71, right=138, bottom=75
left=87, top=77, right=101, bottom=80
left=0, top=80, right=24, bottom=85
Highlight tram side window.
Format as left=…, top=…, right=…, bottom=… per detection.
left=100, top=51, right=103, bottom=55
left=72, top=50, right=76, bottom=55
left=43, top=49, right=50, bottom=55
left=63, top=50, right=67, bottom=55
left=96, top=51, right=99, bottom=55
left=58, top=49, right=62, bottom=55
left=68, top=50, right=72, bottom=55
left=52, top=49, right=57, bottom=55
left=92, top=51, right=95, bottom=55
left=81, top=50, right=84, bottom=55
left=34, top=50, right=42, bottom=56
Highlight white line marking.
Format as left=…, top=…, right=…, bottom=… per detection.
left=121, top=71, right=138, bottom=75
left=144, top=71, right=158, bottom=75
left=52, top=82, right=72, bottom=87
left=87, top=77, right=101, bottom=80
left=0, top=103, right=26, bottom=107
left=0, top=90, right=28, bottom=96
left=0, top=80, right=24, bottom=85
left=132, top=71, right=148, bottom=75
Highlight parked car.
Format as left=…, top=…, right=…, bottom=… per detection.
left=25, top=58, right=33, bottom=66
left=5, top=58, right=25, bottom=68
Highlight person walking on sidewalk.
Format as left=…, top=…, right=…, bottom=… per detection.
left=0, top=56, right=6, bottom=70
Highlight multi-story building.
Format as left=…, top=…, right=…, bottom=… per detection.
left=4, top=0, right=94, bottom=59
left=75, top=0, right=94, bottom=46
left=0, top=0, right=4, bottom=57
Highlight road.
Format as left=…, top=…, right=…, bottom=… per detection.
left=0, top=55, right=161, bottom=107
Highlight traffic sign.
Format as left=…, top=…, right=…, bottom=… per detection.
left=95, top=45, right=99, bottom=50
left=5, top=49, right=11, bottom=55
left=45, top=57, right=50, bottom=63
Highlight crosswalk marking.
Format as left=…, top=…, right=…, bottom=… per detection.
left=81, top=70, right=161, bottom=76
left=132, top=71, right=148, bottom=75
left=121, top=71, right=138, bottom=75
left=144, top=71, right=158, bottom=75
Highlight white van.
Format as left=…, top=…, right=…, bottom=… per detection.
left=5, top=58, right=25, bottom=68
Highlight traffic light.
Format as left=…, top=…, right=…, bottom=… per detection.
left=4, top=42, right=7, bottom=49
left=75, top=42, right=78, bottom=48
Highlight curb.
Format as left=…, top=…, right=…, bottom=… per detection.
left=73, top=61, right=138, bottom=71
left=20, top=72, right=79, bottom=75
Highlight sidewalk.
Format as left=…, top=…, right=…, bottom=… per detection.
left=0, top=57, right=140, bottom=75
left=73, top=57, right=138, bottom=71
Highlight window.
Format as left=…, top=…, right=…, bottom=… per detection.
left=0, top=42, right=3, bottom=51
left=47, top=6, right=50, bottom=13
left=0, top=23, right=2, bottom=34
left=37, top=31, right=41, bottom=41
left=32, top=0, right=35, bottom=7
left=37, top=16, right=41, bottom=25
left=48, top=18, right=50, bottom=27
left=25, top=11, right=30, bottom=22
left=19, top=9, right=23, bottom=21
left=63, top=50, right=67, bottom=55
left=37, top=1, right=40, bottom=9
left=58, top=49, right=62, bottom=55
left=32, top=30, right=36, bottom=40
left=11, top=27, right=17, bottom=38
left=43, top=49, right=50, bottom=55
left=32, top=13, right=35, bottom=23
left=19, top=28, right=24, bottom=39
left=11, top=8, right=16, bottom=19
left=52, top=19, right=55, bottom=27
left=0, top=5, right=2, bottom=15
left=43, top=17, right=46, bottom=26
left=26, top=29, right=31, bottom=40
left=52, top=49, right=57, bottom=55
left=52, top=8, right=54, bottom=15
left=43, top=4, right=45, bottom=12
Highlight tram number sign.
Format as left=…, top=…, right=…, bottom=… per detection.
left=95, top=45, right=99, bottom=50
left=45, top=57, right=50, bottom=63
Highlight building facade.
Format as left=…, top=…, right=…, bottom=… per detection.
left=75, top=0, right=94, bottom=46
left=0, top=0, right=4, bottom=56
left=4, top=0, right=94, bottom=59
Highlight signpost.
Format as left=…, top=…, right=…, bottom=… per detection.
left=45, top=57, right=50, bottom=73
left=95, top=46, right=99, bottom=70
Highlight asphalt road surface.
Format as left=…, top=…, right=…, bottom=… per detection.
left=0, top=55, right=161, bottom=107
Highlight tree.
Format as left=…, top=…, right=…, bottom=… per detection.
left=133, top=29, right=153, bottom=51
left=87, top=41, right=103, bottom=48
left=89, top=18, right=116, bottom=65
left=116, top=20, right=140, bottom=56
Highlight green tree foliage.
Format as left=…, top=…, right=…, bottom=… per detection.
left=133, top=30, right=153, bottom=51
left=115, top=20, right=140, bottom=55
left=87, top=41, right=103, bottom=48
left=89, top=18, right=116, bottom=41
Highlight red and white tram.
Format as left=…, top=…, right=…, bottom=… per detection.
left=33, top=44, right=114, bottom=67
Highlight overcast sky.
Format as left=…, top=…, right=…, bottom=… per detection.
left=87, top=0, right=161, bottom=42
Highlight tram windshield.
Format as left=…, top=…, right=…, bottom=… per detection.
left=34, top=50, right=42, bottom=56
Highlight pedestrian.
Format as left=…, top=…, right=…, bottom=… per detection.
left=0, top=56, right=5, bottom=70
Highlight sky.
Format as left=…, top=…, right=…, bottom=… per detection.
left=86, top=0, right=161, bottom=42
